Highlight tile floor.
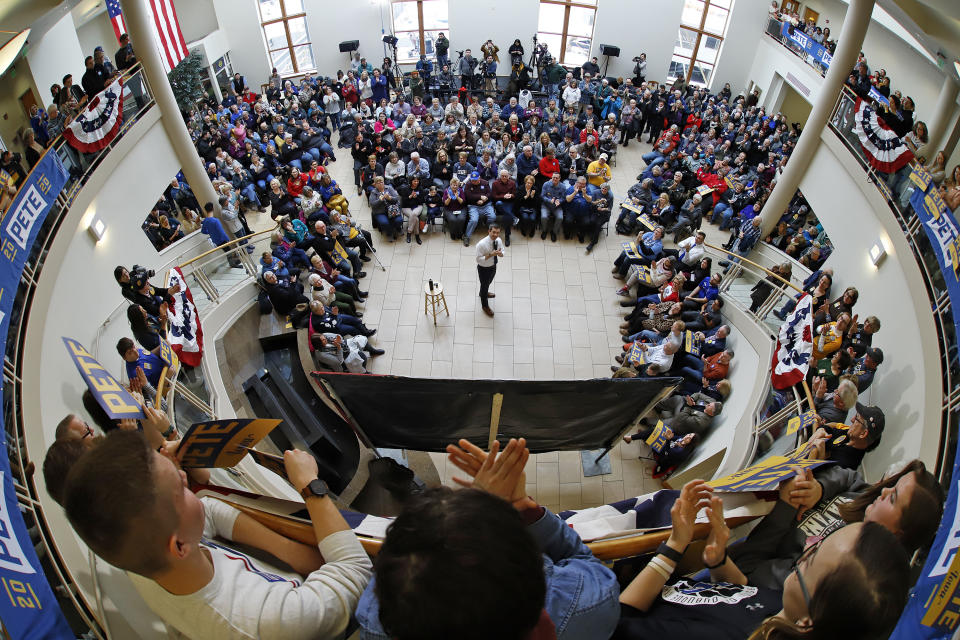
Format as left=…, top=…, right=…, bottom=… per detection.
left=238, top=133, right=739, bottom=514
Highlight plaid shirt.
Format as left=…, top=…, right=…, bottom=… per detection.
left=736, top=220, right=762, bottom=253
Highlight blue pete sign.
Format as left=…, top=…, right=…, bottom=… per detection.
left=891, top=167, right=960, bottom=638
left=0, top=152, right=74, bottom=636
left=779, top=23, right=833, bottom=69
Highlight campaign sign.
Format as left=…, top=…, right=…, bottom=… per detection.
left=785, top=410, right=818, bottom=436
left=645, top=421, right=670, bottom=454
left=0, top=154, right=74, bottom=637
left=62, top=337, right=144, bottom=420
left=241, top=447, right=291, bottom=482
left=621, top=241, right=640, bottom=259
left=892, top=167, right=960, bottom=639
left=779, top=22, right=833, bottom=68
left=157, top=337, right=180, bottom=370
left=707, top=455, right=832, bottom=493
left=629, top=264, right=655, bottom=286
left=625, top=342, right=648, bottom=367
left=684, top=331, right=702, bottom=357
left=177, top=419, right=282, bottom=469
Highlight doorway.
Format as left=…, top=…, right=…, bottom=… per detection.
left=18, top=88, right=39, bottom=120
left=802, top=7, right=820, bottom=25
left=780, top=1, right=800, bottom=14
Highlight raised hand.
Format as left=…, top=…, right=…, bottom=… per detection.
left=668, top=479, right=712, bottom=549
left=701, top=495, right=729, bottom=568
left=446, top=437, right=536, bottom=511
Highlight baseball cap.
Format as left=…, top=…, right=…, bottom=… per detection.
left=866, top=347, right=884, bottom=364
left=856, top=403, right=885, bottom=434
left=469, top=171, right=481, bottom=180
left=600, top=153, right=608, bottom=160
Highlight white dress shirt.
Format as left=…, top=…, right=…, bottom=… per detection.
left=476, top=235, right=504, bottom=267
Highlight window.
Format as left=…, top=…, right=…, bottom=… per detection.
left=537, top=0, right=598, bottom=67
left=390, top=0, right=449, bottom=64
left=670, top=0, right=733, bottom=87
left=257, top=0, right=315, bottom=76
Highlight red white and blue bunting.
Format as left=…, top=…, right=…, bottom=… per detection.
left=852, top=97, right=914, bottom=174
left=770, top=293, right=813, bottom=390
left=62, top=77, right=125, bottom=153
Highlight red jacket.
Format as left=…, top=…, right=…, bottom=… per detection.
left=696, top=167, right=729, bottom=206
left=538, top=157, right=560, bottom=178
left=287, top=173, right=309, bottom=197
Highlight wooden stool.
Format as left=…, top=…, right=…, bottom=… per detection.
left=423, top=281, right=450, bottom=325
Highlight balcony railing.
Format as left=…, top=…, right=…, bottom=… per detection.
left=827, top=86, right=958, bottom=483
left=2, top=64, right=157, bottom=639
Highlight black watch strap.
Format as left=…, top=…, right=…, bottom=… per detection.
left=300, top=478, right=329, bottom=500
left=657, top=541, right=684, bottom=564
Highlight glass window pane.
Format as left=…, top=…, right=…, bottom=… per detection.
left=536, top=32, right=562, bottom=62
left=681, top=0, right=705, bottom=27
left=674, top=28, right=697, bottom=57
left=422, top=0, right=448, bottom=30
left=690, top=60, right=714, bottom=86
left=288, top=17, right=309, bottom=46
left=704, top=5, right=729, bottom=34
left=696, top=44, right=718, bottom=65
left=669, top=55, right=690, bottom=81
left=293, top=44, right=315, bottom=72
left=264, top=22, right=288, bottom=51
left=710, top=0, right=733, bottom=8
left=424, top=29, right=445, bottom=59
left=392, top=1, right=420, bottom=31
left=567, top=6, right=596, bottom=37
left=258, top=0, right=281, bottom=21
left=703, top=35, right=722, bottom=52
left=284, top=0, right=304, bottom=13
left=271, top=48, right=294, bottom=75
left=564, top=36, right=591, bottom=66
left=538, top=3, right=565, bottom=34
left=396, top=32, right=421, bottom=63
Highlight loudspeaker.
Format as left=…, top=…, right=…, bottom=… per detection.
left=339, top=40, right=359, bottom=53
left=599, top=44, right=620, bottom=57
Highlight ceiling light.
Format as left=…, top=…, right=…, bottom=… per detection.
left=0, top=30, right=29, bottom=78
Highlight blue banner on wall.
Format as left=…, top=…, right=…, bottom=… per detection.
left=0, top=152, right=74, bottom=638
left=780, top=23, right=833, bottom=69
left=891, top=166, right=960, bottom=639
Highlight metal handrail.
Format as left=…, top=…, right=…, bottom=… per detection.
left=177, top=224, right=280, bottom=269
left=705, top=242, right=804, bottom=293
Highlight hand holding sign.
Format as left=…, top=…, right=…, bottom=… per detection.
left=176, top=418, right=282, bottom=469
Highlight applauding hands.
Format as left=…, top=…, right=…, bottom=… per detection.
left=446, top=437, right=538, bottom=511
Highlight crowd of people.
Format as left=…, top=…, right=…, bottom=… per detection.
left=33, top=24, right=942, bottom=640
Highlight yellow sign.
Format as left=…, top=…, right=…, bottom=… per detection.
left=785, top=410, right=818, bottom=436
left=921, top=546, right=960, bottom=632
left=626, top=342, right=648, bottom=367
left=684, top=331, right=702, bottom=356
left=157, top=337, right=180, bottom=370
left=707, top=455, right=832, bottom=493
left=645, top=420, right=670, bottom=454
left=177, top=418, right=283, bottom=469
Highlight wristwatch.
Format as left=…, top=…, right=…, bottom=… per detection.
left=300, top=478, right=329, bottom=500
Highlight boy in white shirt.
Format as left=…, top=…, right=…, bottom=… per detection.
left=63, top=431, right=372, bottom=640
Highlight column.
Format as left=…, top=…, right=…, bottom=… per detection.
left=918, top=77, right=959, bottom=160
left=120, top=0, right=222, bottom=227
left=759, top=0, right=876, bottom=236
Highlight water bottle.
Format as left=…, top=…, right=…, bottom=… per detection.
left=429, top=279, right=434, bottom=292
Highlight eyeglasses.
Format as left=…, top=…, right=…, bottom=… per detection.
left=791, top=536, right=825, bottom=611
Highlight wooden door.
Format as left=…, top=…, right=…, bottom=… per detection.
left=802, top=8, right=820, bottom=25
left=780, top=1, right=800, bottom=14
left=19, top=89, right=39, bottom=119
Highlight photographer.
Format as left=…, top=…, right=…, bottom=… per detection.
left=435, top=32, right=450, bottom=69
left=457, top=49, right=478, bottom=90
left=114, top=265, right=180, bottom=318
left=632, top=53, right=647, bottom=85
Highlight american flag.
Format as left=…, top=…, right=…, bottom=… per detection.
left=107, top=0, right=189, bottom=74
left=106, top=0, right=127, bottom=43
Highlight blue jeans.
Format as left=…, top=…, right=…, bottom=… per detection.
left=713, top=203, right=736, bottom=230
left=240, top=184, right=261, bottom=207
left=635, top=293, right=661, bottom=308
left=546, top=83, right=558, bottom=99
left=466, top=201, right=496, bottom=239
left=255, top=174, right=275, bottom=191
left=642, top=152, right=664, bottom=166
left=333, top=313, right=366, bottom=335
left=541, top=204, right=563, bottom=234
left=678, top=353, right=703, bottom=381
left=437, top=53, right=449, bottom=69
left=627, top=329, right=664, bottom=344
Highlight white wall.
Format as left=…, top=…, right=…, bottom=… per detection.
left=75, top=11, right=118, bottom=61
left=713, top=0, right=774, bottom=92
left=746, top=36, right=825, bottom=108
left=303, top=0, right=384, bottom=78
left=211, top=0, right=271, bottom=88
left=592, top=0, right=683, bottom=83
left=26, top=12, right=86, bottom=103
left=172, top=0, right=220, bottom=45
left=447, top=0, right=540, bottom=69
left=799, top=134, right=943, bottom=480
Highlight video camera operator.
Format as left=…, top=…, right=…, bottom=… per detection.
left=436, top=64, right=455, bottom=101
left=456, top=49, right=478, bottom=90
left=114, top=265, right=180, bottom=318
left=632, top=53, right=647, bottom=85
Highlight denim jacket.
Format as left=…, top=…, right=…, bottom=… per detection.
left=354, top=508, right=620, bottom=640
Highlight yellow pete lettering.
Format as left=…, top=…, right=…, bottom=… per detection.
left=66, top=340, right=95, bottom=359
left=89, top=374, right=124, bottom=394
left=101, top=393, right=139, bottom=415
left=76, top=356, right=109, bottom=377
left=194, top=421, right=240, bottom=435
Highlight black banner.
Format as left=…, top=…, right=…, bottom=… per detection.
left=311, top=373, right=680, bottom=453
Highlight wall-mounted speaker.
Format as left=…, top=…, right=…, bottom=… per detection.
left=599, top=44, right=620, bottom=57
left=339, top=40, right=359, bottom=53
